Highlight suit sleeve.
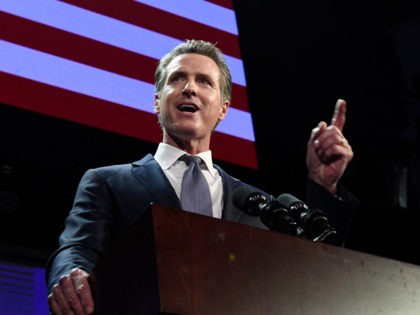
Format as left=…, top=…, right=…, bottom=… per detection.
left=306, top=178, right=360, bottom=247
left=45, top=168, right=116, bottom=293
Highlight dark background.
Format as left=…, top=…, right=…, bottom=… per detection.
left=1, top=1, right=420, bottom=267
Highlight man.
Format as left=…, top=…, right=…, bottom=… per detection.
left=46, top=39, right=355, bottom=314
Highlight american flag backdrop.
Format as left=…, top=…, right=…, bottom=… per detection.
left=0, top=0, right=258, bottom=169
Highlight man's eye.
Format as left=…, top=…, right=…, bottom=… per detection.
left=198, top=78, right=210, bottom=84
left=170, top=74, right=183, bottom=82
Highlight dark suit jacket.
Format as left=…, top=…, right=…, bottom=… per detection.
left=46, top=154, right=358, bottom=292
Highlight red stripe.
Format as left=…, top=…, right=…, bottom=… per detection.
left=0, top=73, right=258, bottom=169
left=231, top=85, right=249, bottom=111
left=0, top=12, right=155, bottom=87
left=0, top=72, right=161, bottom=143
left=212, top=133, right=258, bottom=169
left=60, top=0, right=241, bottom=58
left=205, top=0, right=234, bottom=10
left=1, top=12, right=249, bottom=111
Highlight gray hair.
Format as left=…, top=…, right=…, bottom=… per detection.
left=154, top=39, right=232, bottom=103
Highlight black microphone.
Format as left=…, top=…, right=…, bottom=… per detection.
left=276, top=193, right=337, bottom=242
left=232, top=186, right=298, bottom=235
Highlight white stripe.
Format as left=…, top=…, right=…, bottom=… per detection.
left=134, top=0, right=238, bottom=35
left=0, top=40, right=255, bottom=141
left=217, top=106, right=256, bottom=142
left=0, top=40, right=154, bottom=113
left=0, top=0, right=246, bottom=86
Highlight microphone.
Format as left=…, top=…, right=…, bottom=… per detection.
left=276, top=193, right=337, bottom=242
left=232, top=186, right=298, bottom=235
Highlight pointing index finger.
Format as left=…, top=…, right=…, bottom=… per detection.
left=331, top=99, right=347, bottom=131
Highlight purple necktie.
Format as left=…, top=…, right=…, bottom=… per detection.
left=180, top=155, right=213, bottom=217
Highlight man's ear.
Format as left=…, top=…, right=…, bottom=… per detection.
left=154, top=93, right=160, bottom=114
left=218, top=100, right=229, bottom=121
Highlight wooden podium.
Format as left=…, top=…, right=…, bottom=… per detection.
left=92, top=204, right=420, bottom=314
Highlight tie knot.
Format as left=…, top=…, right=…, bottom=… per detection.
left=179, top=155, right=202, bottom=166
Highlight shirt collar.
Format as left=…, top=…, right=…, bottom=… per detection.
left=154, top=143, right=216, bottom=178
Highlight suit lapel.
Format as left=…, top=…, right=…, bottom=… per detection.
left=131, top=154, right=181, bottom=208
left=130, top=156, right=244, bottom=223
left=214, top=165, right=243, bottom=223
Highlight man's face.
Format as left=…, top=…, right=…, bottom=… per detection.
left=154, top=53, right=229, bottom=145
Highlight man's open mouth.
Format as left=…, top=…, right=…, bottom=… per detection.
left=178, top=104, right=198, bottom=113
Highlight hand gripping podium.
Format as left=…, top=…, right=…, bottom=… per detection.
left=91, top=204, right=420, bottom=314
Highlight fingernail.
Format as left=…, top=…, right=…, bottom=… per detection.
left=86, top=306, right=93, bottom=314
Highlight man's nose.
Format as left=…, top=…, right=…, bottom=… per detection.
left=182, top=81, right=197, bottom=97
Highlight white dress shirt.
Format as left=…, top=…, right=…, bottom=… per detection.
left=154, top=143, right=223, bottom=218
